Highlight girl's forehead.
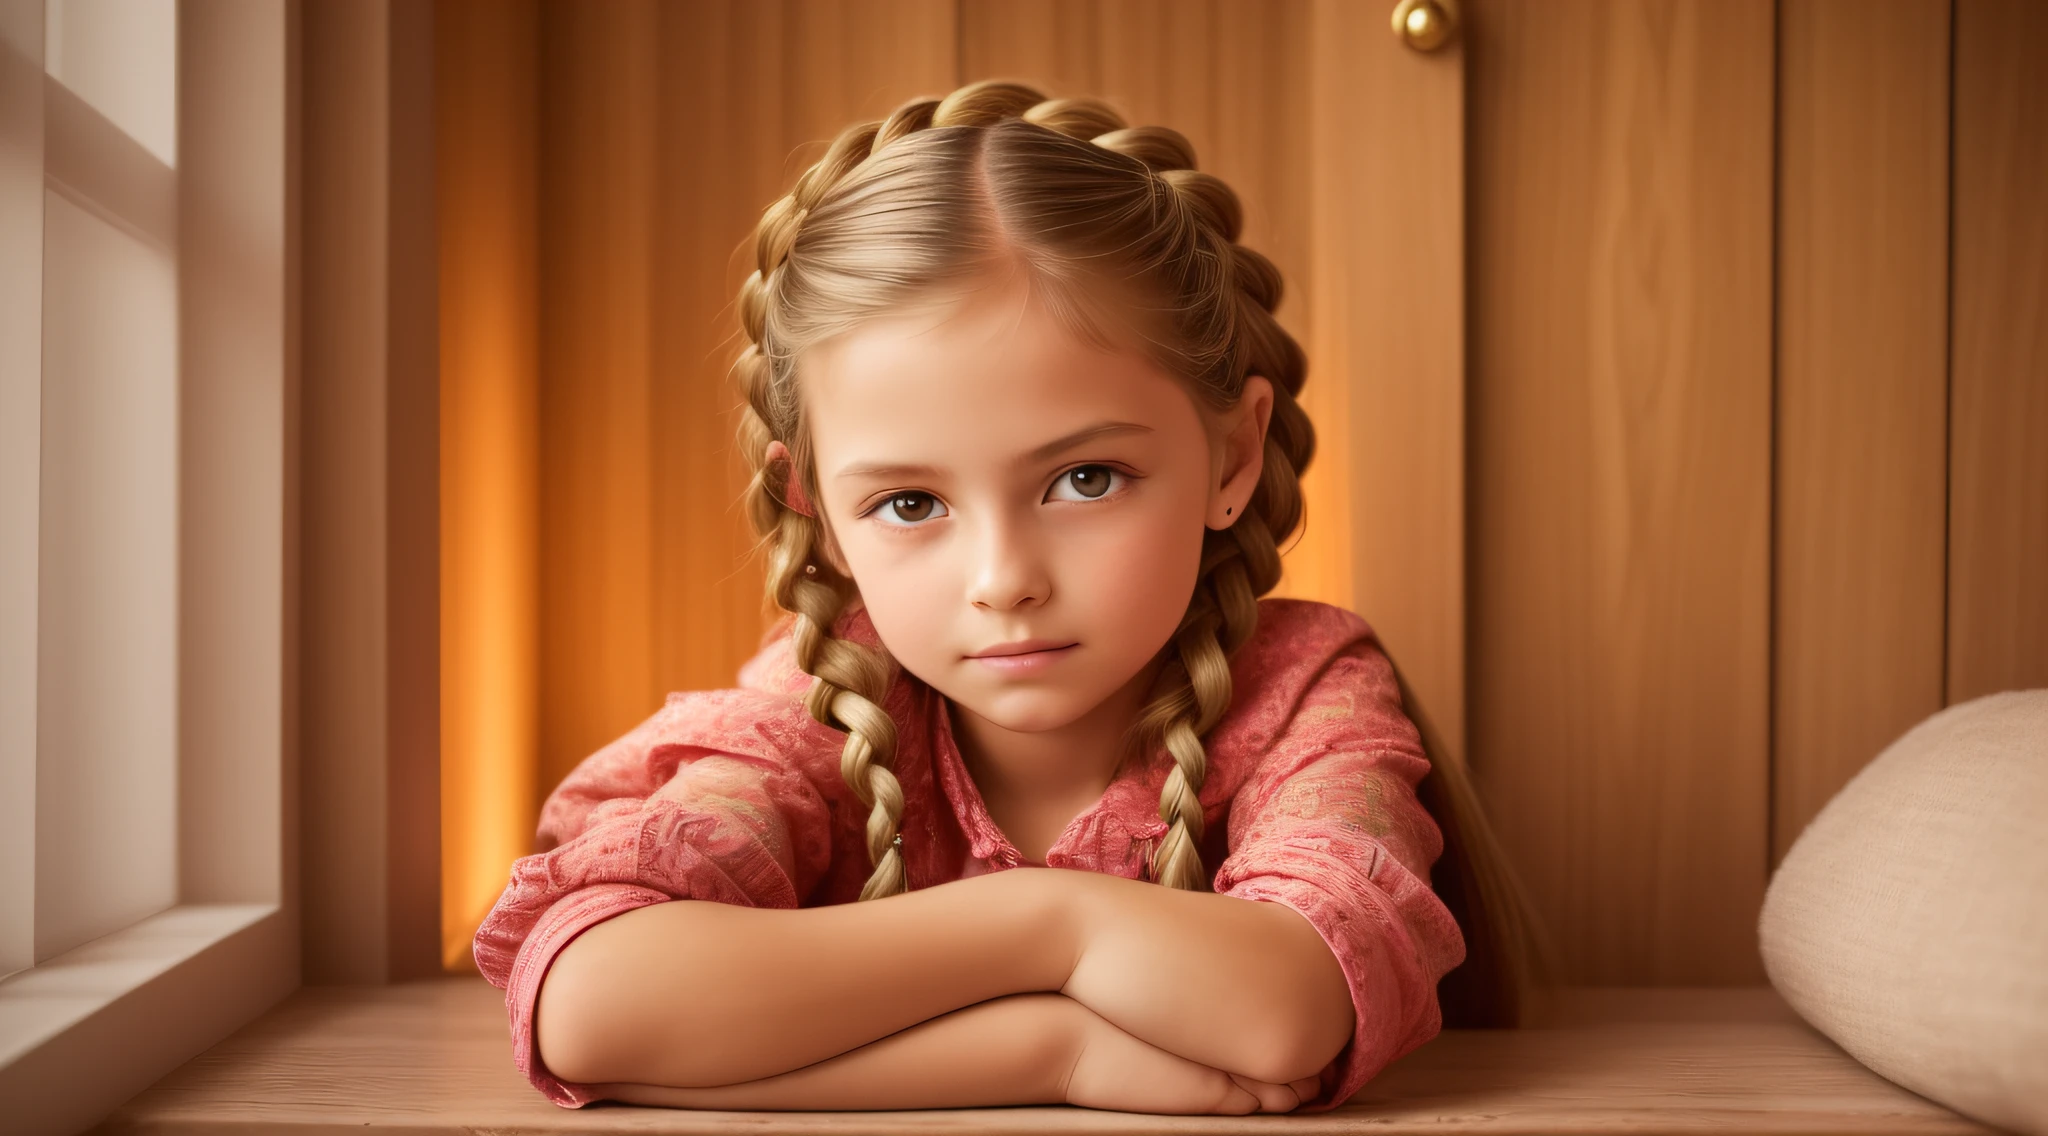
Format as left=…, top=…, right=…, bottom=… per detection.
left=801, top=284, right=1207, bottom=466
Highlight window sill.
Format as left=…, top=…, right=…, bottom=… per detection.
left=1, top=904, right=294, bottom=1136
left=91, top=978, right=1993, bottom=1134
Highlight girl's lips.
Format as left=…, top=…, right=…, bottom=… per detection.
left=968, top=643, right=1078, bottom=674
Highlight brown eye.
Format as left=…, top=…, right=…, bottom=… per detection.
left=874, top=492, right=946, bottom=526
left=1050, top=465, right=1120, bottom=502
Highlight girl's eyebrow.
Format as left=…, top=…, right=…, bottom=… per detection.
left=1026, top=420, right=1153, bottom=462
left=833, top=420, right=1154, bottom=482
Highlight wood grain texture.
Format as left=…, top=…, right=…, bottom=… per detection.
left=536, top=0, right=662, bottom=801
left=94, top=978, right=1994, bottom=1134
left=1948, top=0, right=2048, bottom=704
left=383, top=0, right=444, bottom=986
left=1304, top=0, right=1466, bottom=764
left=1466, top=0, right=1775, bottom=984
left=1772, top=0, right=1950, bottom=864
left=437, top=0, right=541, bottom=973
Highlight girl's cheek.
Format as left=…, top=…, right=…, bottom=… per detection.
left=844, top=533, right=960, bottom=651
left=1065, top=502, right=1203, bottom=625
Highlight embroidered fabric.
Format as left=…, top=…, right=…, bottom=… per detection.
left=471, top=597, right=1467, bottom=1110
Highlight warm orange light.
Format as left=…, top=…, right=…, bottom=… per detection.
left=1274, top=310, right=1356, bottom=612
left=438, top=0, right=540, bottom=974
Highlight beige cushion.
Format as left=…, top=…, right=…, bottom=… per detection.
left=1761, top=690, right=2048, bottom=1136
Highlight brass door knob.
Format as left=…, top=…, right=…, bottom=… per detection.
left=1391, top=0, right=1460, bottom=52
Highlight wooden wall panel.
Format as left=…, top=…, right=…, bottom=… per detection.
left=1948, top=0, right=2048, bottom=704
left=1772, top=0, right=1950, bottom=863
left=1304, top=0, right=1466, bottom=763
left=437, top=0, right=539, bottom=972
left=302, top=0, right=442, bottom=983
left=536, top=0, right=662, bottom=800
left=1468, top=0, right=1775, bottom=984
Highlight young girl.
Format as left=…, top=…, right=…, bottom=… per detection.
left=473, top=79, right=1538, bottom=1116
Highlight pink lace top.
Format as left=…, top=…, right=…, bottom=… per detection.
left=472, top=597, right=1466, bottom=1111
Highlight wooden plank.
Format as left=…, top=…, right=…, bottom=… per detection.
left=1466, top=0, right=1775, bottom=984
left=300, top=0, right=443, bottom=984
left=536, top=0, right=662, bottom=797
left=1948, top=0, right=2048, bottom=704
left=95, top=978, right=1994, bottom=1134
left=1304, top=0, right=1466, bottom=763
left=1772, top=0, right=1950, bottom=863
left=383, top=0, right=445, bottom=986
left=437, top=0, right=542, bottom=972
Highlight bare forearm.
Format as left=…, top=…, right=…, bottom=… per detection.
left=1056, top=871, right=1353, bottom=1084
left=538, top=868, right=1077, bottom=1087
left=591, top=992, right=1322, bottom=1117
left=590, top=994, right=1076, bottom=1111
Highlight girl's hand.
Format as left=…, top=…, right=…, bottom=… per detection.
left=1061, top=997, right=1322, bottom=1115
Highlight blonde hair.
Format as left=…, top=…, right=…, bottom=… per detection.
left=733, top=80, right=1544, bottom=1023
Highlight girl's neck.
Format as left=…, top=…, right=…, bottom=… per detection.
left=951, top=655, right=1166, bottom=860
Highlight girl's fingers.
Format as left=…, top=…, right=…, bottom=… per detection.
left=1225, top=1071, right=1303, bottom=1113
left=1217, top=1075, right=1264, bottom=1115
left=1289, top=1074, right=1324, bottom=1104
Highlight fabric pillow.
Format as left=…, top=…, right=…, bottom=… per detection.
left=1761, top=689, right=2048, bottom=1136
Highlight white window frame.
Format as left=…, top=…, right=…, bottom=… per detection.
left=0, top=3, right=299, bottom=1134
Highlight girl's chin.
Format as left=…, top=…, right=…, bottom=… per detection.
left=947, top=688, right=1100, bottom=735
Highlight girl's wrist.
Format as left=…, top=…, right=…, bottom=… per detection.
left=977, top=864, right=1092, bottom=992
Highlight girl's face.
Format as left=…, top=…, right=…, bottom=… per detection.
left=799, top=276, right=1272, bottom=737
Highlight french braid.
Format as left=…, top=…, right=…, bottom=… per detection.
left=735, top=80, right=1314, bottom=899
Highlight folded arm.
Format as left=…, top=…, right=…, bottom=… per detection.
left=586, top=992, right=1320, bottom=1114
left=537, top=863, right=1351, bottom=1094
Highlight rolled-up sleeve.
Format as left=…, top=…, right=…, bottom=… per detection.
left=1212, top=640, right=1467, bottom=1111
left=472, top=748, right=832, bottom=1108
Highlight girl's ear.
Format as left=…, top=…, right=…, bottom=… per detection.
left=763, top=440, right=816, bottom=518
left=766, top=438, right=856, bottom=577
left=1208, top=375, right=1274, bottom=530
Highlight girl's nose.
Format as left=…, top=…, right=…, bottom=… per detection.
left=964, top=514, right=1052, bottom=611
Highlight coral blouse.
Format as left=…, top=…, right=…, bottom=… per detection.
left=472, top=597, right=1467, bottom=1112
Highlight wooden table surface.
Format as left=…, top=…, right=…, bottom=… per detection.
left=91, top=978, right=1998, bottom=1135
